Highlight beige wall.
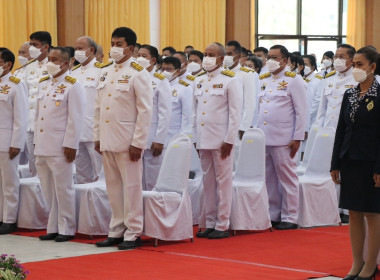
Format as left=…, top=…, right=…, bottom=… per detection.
left=57, top=0, right=85, bottom=47
left=225, top=0, right=252, bottom=49
left=365, top=0, right=380, bottom=50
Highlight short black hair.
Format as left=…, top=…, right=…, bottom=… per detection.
left=162, top=46, right=176, bottom=55
left=226, top=40, right=242, bottom=54
left=356, top=46, right=380, bottom=75
left=323, top=51, right=334, bottom=59
left=254, top=47, right=268, bottom=56
left=337, top=44, right=356, bottom=58
left=247, top=55, right=262, bottom=73
left=302, top=54, right=318, bottom=72
left=162, top=56, right=181, bottom=69
left=270, top=45, right=290, bottom=59
left=292, top=51, right=301, bottom=56
left=174, top=51, right=188, bottom=61
left=135, top=43, right=141, bottom=49
left=297, top=56, right=305, bottom=76
left=185, top=45, right=194, bottom=49
left=288, top=53, right=299, bottom=70
left=241, top=47, right=248, bottom=57
left=30, top=31, right=52, bottom=48
left=111, top=27, right=137, bottom=47
left=65, top=46, right=75, bottom=58
left=188, top=50, right=204, bottom=61
left=140, top=44, right=159, bottom=61
left=51, top=46, right=70, bottom=61
left=0, top=48, right=15, bottom=70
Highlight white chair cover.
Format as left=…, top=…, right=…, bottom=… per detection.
left=75, top=179, right=111, bottom=235
left=297, top=125, right=319, bottom=176
left=143, top=133, right=193, bottom=242
left=298, top=127, right=341, bottom=227
left=17, top=176, right=49, bottom=229
left=229, top=128, right=271, bottom=231
left=188, top=145, right=203, bottom=225
left=18, top=164, right=32, bottom=179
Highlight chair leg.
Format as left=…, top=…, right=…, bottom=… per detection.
left=190, top=238, right=193, bottom=243
left=339, top=222, right=342, bottom=226
left=154, top=238, right=158, bottom=247
left=89, top=235, right=93, bottom=240
left=233, top=230, right=236, bottom=236
left=269, top=227, right=273, bottom=232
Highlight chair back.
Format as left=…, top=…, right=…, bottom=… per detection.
left=299, top=124, right=319, bottom=168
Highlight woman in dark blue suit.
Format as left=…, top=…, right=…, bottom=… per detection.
left=331, top=46, right=380, bottom=280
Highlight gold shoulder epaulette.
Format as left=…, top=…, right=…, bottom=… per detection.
left=240, top=66, right=253, bottom=73
left=131, top=62, right=143, bottom=72
left=72, top=64, right=81, bottom=71
left=325, top=70, right=336, bottom=79
left=196, top=71, right=207, bottom=77
left=315, top=74, right=323, bottom=80
left=285, top=71, right=296, bottom=78
left=186, top=74, right=196, bottom=81
left=39, top=76, right=50, bottom=83
left=154, top=72, right=165, bottom=80
left=179, top=79, right=189, bottom=87
left=221, top=70, right=235, bottom=77
left=26, top=59, right=36, bottom=66
left=14, top=66, right=23, bottom=71
left=304, top=78, right=310, bottom=83
left=94, top=62, right=103, bottom=68
left=9, top=76, right=21, bottom=84
left=101, top=61, right=114, bottom=68
left=65, top=76, right=77, bottom=84
left=259, top=72, right=271, bottom=80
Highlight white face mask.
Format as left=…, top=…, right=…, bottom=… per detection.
left=352, top=66, right=371, bottom=83
left=334, top=58, right=348, bottom=73
left=304, top=66, right=312, bottom=76
left=162, top=70, right=174, bottom=80
left=202, top=56, right=219, bottom=72
left=322, top=59, right=332, bottom=68
left=109, top=47, right=126, bottom=62
left=266, top=59, right=281, bottom=73
left=46, top=61, right=63, bottom=76
left=136, top=57, right=151, bottom=69
left=29, top=46, right=43, bottom=59
left=0, top=63, right=7, bottom=76
left=187, top=62, right=201, bottom=73
left=18, top=56, right=29, bottom=66
left=74, top=49, right=89, bottom=64
left=223, top=55, right=235, bottom=68
left=162, top=56, right=167, bottom=60
left=320, top=63, right=326, bottom=70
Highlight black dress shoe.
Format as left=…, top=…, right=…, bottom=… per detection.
left=95, top=237, right=124, bottom=247
left=118, top=237, right=142, bottom=250
left=355, top=267, right=378, bottom=280
left=343, top=274, right=359, bottom=280
left=196, top=228, right=214, bottom=238
left=0, top=223, right=17, bottom=235
left=271, top=220, right=281, bottom=227
left=39, top=233, right=58, bottom=240
left=207, top=230, right=230, bottom=239
left=55, top=234, right=75, bottom=242
left=341, top=214, right=349, bottom=224
left=275, top=222, right=298, bottom=230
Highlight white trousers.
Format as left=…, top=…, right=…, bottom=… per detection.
left=199, top=148, right=234, bottom=231
left=142, top=148, right=165, bottom=191
left=0, top=152, right=20, bottom=223
left=75, top=142, right=103, bottom=184
left=265, top=145, right=299, bottom=223
left=26, top=131, right=37, bottom=176
left=36, top=156, right=76, bottom=235
left=103, top=151, right=143, bottom=241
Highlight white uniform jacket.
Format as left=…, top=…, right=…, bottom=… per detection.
left=256, top=69, right=308, bottom=146
left=0, top=73, right=28, bottom=151
left=34, top=72, right=85, bottom=156
left=94, top=58, right=153, bottom=152
left=192, top=68, right=243, bottom=149
left=71, top=59, right=102, bottom=142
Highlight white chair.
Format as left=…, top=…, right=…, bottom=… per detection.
left=18, top=164, right=32, bottom=179
left=143, top=133, right=193, bottom=247
left=298, top=127, right=341, bottom=227
left=188, top=145, right=203, bottom=225
left=17, top=176, right=49, bottom=229
left=75, top=178, right=111, bottom=236
left=297, top=125, right=319, bottom=176
left=229, top=128, right=272, bottom=233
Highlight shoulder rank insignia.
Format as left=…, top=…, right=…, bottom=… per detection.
left=259, top=72, right=271, bottom=80
left=179, top=79, right=189, bottom=87
left=196, top=71, right=207, bottom=77
left=72, top=64, right=81, bottom=71
left=285, top=71, right=296, bottom=78
left=304, top=78, right=310, bottom=83
left=240, top=66, right=253, bottom=73
left=26, top=59, right=36, bottom=66
left=94, top=62, right=103, bottom=68
left=325, top=70, right=336, bottom=79
left=186, top=74, right=196, bottom=81
left=14, top=65, right=24, bottom=71
left=9, top=76, right=21, bottom=84
left=131, top=62, right=143, bottom=72
left=221, top=70, right=235, bottom=77
left=101, top=61, right=114, bottom=68
left=315, top=74, right=323, bottom=80
left=154, top=72, right=165, bottom=80
left=65, top=76, right=77, bottom=84
left=39, top=76, right=50, bottom=83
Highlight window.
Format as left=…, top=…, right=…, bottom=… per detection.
left=256, top=0, right=347, bottom=60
